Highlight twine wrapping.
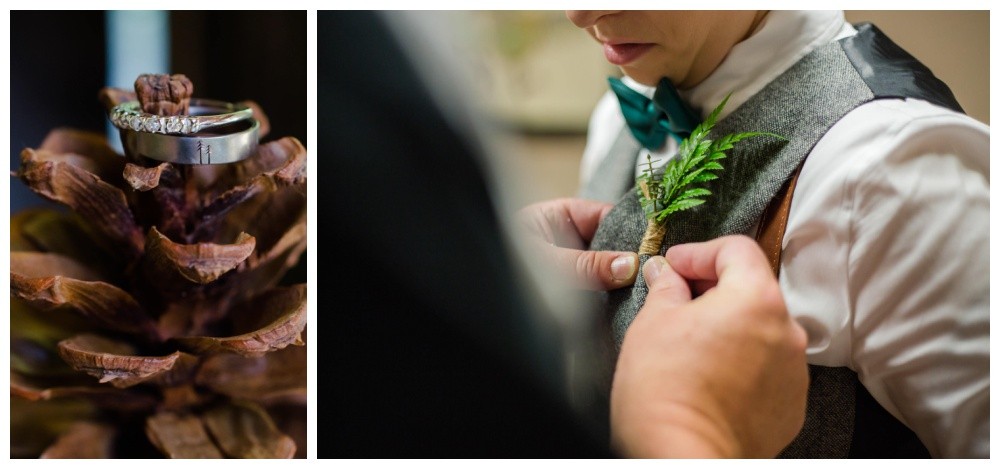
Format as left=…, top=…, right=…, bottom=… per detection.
left=638, top=219, right=667, bottom=255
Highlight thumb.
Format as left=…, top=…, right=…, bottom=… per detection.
left=551, top=247, right=639, bottom=290
left=642, top=256, right=692, bottom=309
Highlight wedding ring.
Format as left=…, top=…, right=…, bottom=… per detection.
left=110, top=99, right=253, bottom=135
left=120, top=118, right=259, bottom=165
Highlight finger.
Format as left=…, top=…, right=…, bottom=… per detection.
left=664, top=235, right=774, bottom=289
left=641, top=256, right=692, bottom=309
left=691, top=279, right=717, bottom=297
left=674, top=237, right=788, bottom=325
left=563, top=198, right=615, bottom=243
left=518, top=198, right=614, bottom=249
left=519, top=204, right=583, bottom=249
left=788, top=317, right=809, bottom=354
left=547, top=245, right=639, bottom=290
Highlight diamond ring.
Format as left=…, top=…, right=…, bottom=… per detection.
left=119, top=118, right=259, bottom=165
left=109, top=99, right=253, bottom=135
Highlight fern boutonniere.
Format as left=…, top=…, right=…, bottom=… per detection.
left=636, top=94, right=784, bottom=255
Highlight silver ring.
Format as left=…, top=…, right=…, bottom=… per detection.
left=109, top=99, right=253, bottom=135
left=120, top=119, right=259, bottom=165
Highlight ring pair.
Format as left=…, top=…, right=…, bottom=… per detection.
left=110, top=98, right=258, bottom=165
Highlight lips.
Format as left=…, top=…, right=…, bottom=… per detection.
left=603, top=42, right=654, bottom=65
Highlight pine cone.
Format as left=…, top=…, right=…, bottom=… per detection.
left=134, top=73, right=194, bottom=116
left=10, top=87, right=306, bottom=458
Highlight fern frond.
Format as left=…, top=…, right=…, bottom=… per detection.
left=634, top=93, right=783, bottom=228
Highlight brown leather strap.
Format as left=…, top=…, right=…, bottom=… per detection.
left=755, top=165, right=804, bottom=277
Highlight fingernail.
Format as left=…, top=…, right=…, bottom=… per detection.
left=611, top=254, right=637, bottom=282
left=643, top=256, right=668, bottom=286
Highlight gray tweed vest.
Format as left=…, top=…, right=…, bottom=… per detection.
left=584, top=23, right=962, bottom=458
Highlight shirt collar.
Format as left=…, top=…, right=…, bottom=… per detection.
left=621, top=11, right=851, bottom=121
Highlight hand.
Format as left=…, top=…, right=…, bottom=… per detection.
left=611, top=235, right=809, bottom=458
left=517, top=198, right=639, bottom=290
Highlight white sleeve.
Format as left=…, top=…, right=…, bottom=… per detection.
left=842, top=105, right=989, bottom=458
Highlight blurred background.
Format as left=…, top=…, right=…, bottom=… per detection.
left=463, top=11, right=989, bottom=203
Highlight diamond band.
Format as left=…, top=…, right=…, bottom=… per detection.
left=114, top=113, right=201, bottom=135
left=110, top=99, right=253, bottom=136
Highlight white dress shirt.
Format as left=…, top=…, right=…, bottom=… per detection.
left=579, top=10, right=989, bottom=458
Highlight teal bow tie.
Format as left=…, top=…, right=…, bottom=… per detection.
left=608, top=76, right=699, bottom=150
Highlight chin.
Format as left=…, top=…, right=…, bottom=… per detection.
left=620, top=69, right=661, bottom=87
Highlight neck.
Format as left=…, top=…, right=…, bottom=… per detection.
left=743, top=11, right=769, bottom=42
left=677, top=11, right=769, bottom=89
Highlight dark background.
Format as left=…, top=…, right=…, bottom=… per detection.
left=10, top=10, right=306, bottom=212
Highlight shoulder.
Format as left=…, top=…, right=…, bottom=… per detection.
left=795, top=98, right=987, bottom=211
left=795, top=97, right=989, bottom=261
left=811, top=98, right=987, bottom=180
left=808, top=99, right=988, bottom=245
left=781, top=97, right=988, bottom=366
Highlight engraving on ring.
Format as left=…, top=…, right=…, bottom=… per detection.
left=197, top=141, right=212, bottom=164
